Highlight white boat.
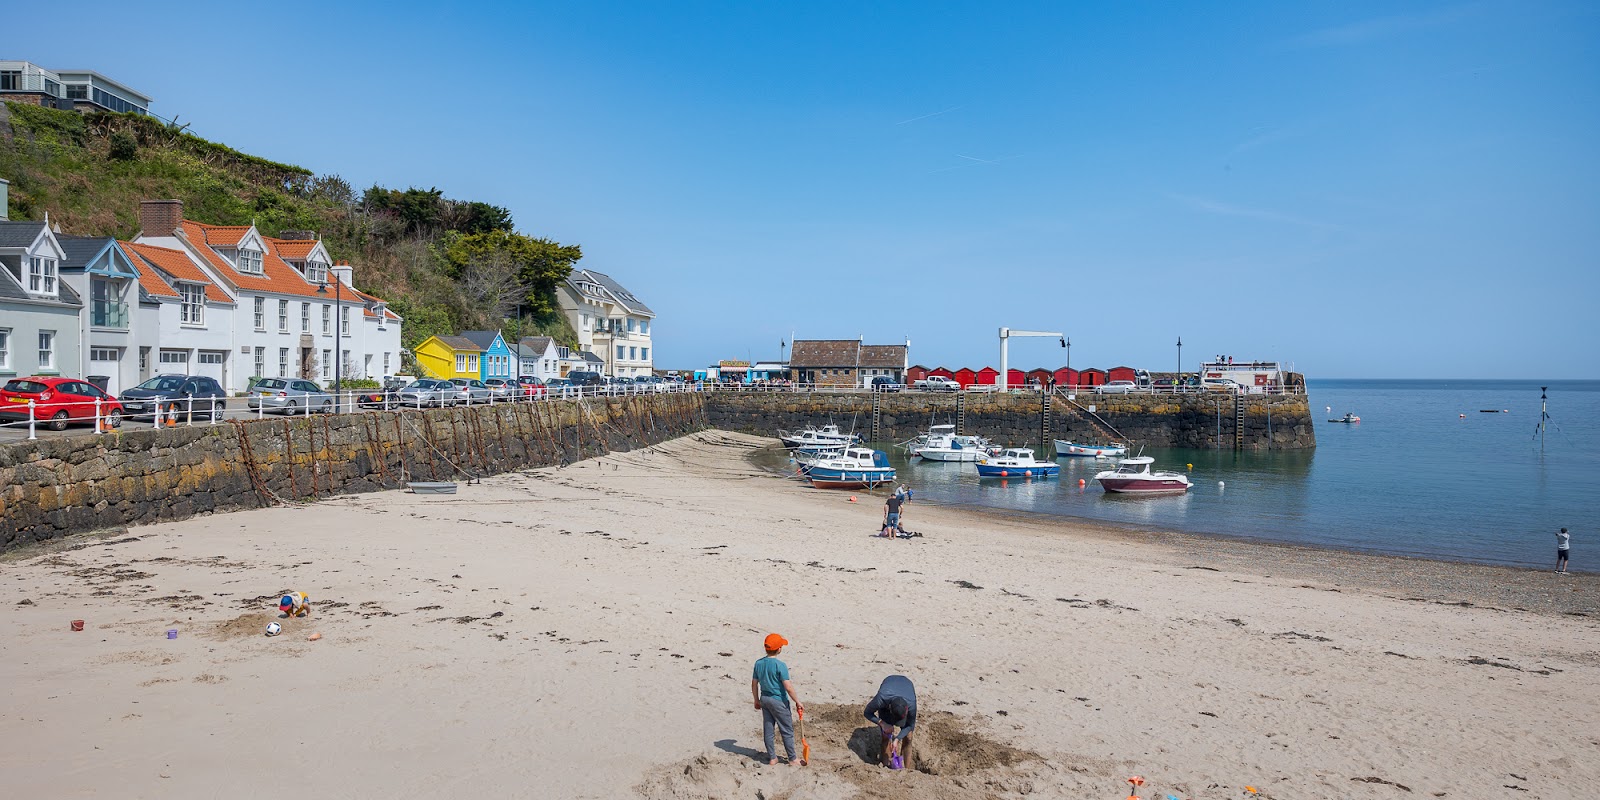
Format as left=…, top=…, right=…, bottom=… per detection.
left=806, top=446, right=896, bottom=489
left=778, top=424, right=860, bottom=450
left=912, top=424, right=994, bottom=462
left=1093, top=457, right=1191, bottom=494
left=975, top=448, right=1060, bottom=478
left=1053, top=440, right=1128, bottom=458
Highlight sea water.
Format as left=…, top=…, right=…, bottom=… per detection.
left=862, top=380, right=1598, bottom=571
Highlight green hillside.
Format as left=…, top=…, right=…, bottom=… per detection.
left=0, top=102, right=580, bottom=353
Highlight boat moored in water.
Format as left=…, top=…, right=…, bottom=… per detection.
left=975, top=448, right=1060, bottom=478
left=807, top=446, right=896, bottom=489
left=1328, top=413, right=1361, bottom=423
left=1053, top=440, right=1128, bottom=458
left=912, top=424, right=994, bottom=462
left=1093, top=457, right=1192, bottom=494
left=779, top=424, right=861, bottom=450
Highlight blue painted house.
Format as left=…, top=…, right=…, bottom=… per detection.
left=460, top=330, right=513, bottom=382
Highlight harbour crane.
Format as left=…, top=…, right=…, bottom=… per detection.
left=997, top=327, right=1066, bottom=391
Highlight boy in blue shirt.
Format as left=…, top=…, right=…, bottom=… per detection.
left=751, top=632, right=805, bottom=766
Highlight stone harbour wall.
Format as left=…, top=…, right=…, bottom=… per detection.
left=0, top=394, right=706, bottom=552
left=703, top=390, right=1315, bottom=451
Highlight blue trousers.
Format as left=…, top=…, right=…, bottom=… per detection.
left=760, top=696, right=796, bottom=761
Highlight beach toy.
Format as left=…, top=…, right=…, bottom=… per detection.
left=166, top=629, right=177, bottom=640
left=1186, top=463, right=1193, bottom=470
left=70, top=620, right=84, bottom=632
left=307, top=632, right=323, bottom=642
left=1128, top=776, right=1145, bottom=786
left=891, top=754, right=903, bottom=770
left=1245, top=787, right=1258, bottom=795
left=849, top=496, right=857, bottom=503
left=266, top=622, right=282, bottom=637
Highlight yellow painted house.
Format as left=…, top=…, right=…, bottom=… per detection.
left=413, top=335, right=484, bottom=380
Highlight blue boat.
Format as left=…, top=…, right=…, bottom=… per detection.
left=807, top=447, right=897, bottom=489
left=975, top=448, right=1060, bottom=479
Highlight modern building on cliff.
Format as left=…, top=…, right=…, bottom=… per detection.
left=0, top=60, right=152, bottom=115
left=557, top=269, right=654, bottom=379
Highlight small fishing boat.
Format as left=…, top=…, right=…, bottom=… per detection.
left=1327, top=413, right=1361, bottom=423
left=913, top=424, right=994, bottom=462
left=778, top=424, right=861, bottom=450
left=975, top=448, right=1060, bottom=479
left=407, top=481, right=458, bottom=495
left=1093, top=457, right=1191, bottom=494
left=1053, top=440, right=1128, bottom=458
left=807, top=446, right=896, bottom=489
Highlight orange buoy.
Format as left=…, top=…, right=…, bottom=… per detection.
left=848, top=496, right=857, bottom=503
left=1000, top=470, right=1008, bottom=477
left=1078, top=478, right=1086, bottom=487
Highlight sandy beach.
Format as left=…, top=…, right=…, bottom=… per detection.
left=2, top=431, right=1596, bottom=799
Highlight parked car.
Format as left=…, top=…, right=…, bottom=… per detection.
left=483, top=378, right=515, bottom=399
left=0, top=376, right=124, bottom=431
left=870, top=376, right=904, bottom=393
left=356, top=385, right=399, bottom=409
left=914, top=376, right=962, bottom=392
left=122, top=374, right=228, bottom=421
left=566, top=371, right=605, bottom=393
left=1094, top=380, right=1140, bottom=395
left=448, top=378, right=493, bottom=405
left=1201, top=378, right=1244, bottom=393
left=544, top=377, right=573, bottom=398
left=247, top=377, right=334, bottom=414
left=507, top=377, right=547, bottom=399
left=394, top=378, right=456, bottom=408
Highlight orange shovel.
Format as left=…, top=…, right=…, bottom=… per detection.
left=797, top=705, right=810, bottom=766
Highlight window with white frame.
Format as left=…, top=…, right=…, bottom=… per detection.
left=640, top=320, right=650, bottom=335
left=237, top=247, right=264, bottom=275
left=364, top=354, right=372, bottom=375
left=160, top=350, right=189, bottom=366
left=616, top=346, right=625, bottom=361
left=254, top=347, right=265, bottom=378
left=321, top=304, right=331, bottom=335
left=306, top=260, right=328, bottom=283
left=383, top=352, right=390, bottom=373
left=179, top=284, right=205, bottom=325
left=629, top=346, right=637, bottom=360
left=0, top=329, right=8, bottom=371
left=253, top=297, right=265, bottom=330
left=641, top=347, right=649, bottom=361
left=321, top=349, right=331, bottom=379
left=301, top=302, right=310, bottom=332
left=466, top=355, right=479, bottom=372
left=279, top=348, right=289, bottom=377
left=376, top=304, right=387, bottom=328
left=455, top=354, right=466, bottom=372
left=27, top=256, right=58, bottom=295
left=341, top=306, right=351, bottom=336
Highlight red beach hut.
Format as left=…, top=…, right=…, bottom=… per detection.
left=906, top=365, right=930, bottom=383
left=953, top=367, right=978, bottom=388
left=1053, top=367, right=1079, bottom=389
left=929, top=366, right=955, bottom=381
left=1078, top=368, right=1107, bottom=387
left=975, top=366, right=1000, bottom=387
left=1109, top=366, right=1138, bottom=383
left=1005, top=369, right=1026, bottom=389
left=1026, top=368, right=1053, bottom=388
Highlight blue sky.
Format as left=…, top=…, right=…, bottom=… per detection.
left=13, top=1, right=1599, bottom=377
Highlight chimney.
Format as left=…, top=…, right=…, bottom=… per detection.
left=331, top=261, right=354, bottom=287
left=139, top=199, right=183, bottom=236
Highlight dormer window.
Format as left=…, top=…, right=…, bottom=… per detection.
left=237, top=247, right=264, bottom=275
left=27, top=257, right=58, bottom=296
left=306, top=260, right=328, bottom=283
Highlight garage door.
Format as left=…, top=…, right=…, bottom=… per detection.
left=89, top=347, right=122, bottom=394
left=196, top=350, right=227, bottom=382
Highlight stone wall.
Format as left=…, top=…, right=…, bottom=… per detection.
left=703, top=391, right=1315, bottom=451
left=0, top=394, right=706, bottom=551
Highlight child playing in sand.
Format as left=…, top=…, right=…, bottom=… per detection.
left=752, top=633, right=805, bottom=766
left=278, top=591, right=311, bottom=618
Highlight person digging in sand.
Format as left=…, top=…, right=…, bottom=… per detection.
left=864, top=674, right=917, bottom=769
left=752, top=633, right=805, bottom=766
left=278, top=591, right=311, bottom=618
left=883, top=490, right=906, bottom=538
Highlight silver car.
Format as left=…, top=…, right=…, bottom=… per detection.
left=447, top=378, right=493, bottom=405
left=395, top=379, right=457, bottom=408
left=247, top=377, right=334, bottom=414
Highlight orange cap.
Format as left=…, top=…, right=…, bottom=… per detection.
left=764, top=633, right=788, bottom=651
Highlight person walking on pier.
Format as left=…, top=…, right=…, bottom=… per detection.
left=1556, top=527, right=1570, bottom=573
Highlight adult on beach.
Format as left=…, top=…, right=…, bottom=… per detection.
left=883, top=490, right=906, bottom=537
left=751, top=633, right=805, bottom=766
left=864, top=674, right=917, bottom=769
left=1557, top=527, right=1570, bottom=573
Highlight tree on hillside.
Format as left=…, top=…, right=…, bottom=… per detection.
left=442, top=230, right=581, bottom=316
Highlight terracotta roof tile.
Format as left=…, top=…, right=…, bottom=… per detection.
left=196, top=225, right=251, bottom=246
left=180, top=220, right=325, bottom=300
left=121, top=240, right=230, bottom=302
left=267, top=238, right=318, bottom=259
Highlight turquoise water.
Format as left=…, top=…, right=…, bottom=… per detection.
left=866, top=380, right=1599, bottom=571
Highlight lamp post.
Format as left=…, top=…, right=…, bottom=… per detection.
left=1064, top=337, right=1071, bottom=388
left=316, top=278, right=341, bottom=413
left=1176, top=336, right=1182, bottom=389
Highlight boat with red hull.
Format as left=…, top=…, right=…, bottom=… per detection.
left=1094, top=457, right=1192, bottom=494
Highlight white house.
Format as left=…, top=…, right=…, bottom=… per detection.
left=118, top=240, right=234, bottom=384
left=133, top=199, right=402, bottom=392
left=556, top=269, right=654, bottom=378
left=0, top=220, right=83, bottom=381
left=56, top=234, right=142, bottom=394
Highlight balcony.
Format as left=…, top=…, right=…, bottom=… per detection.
left=91, top=300, right=129, bottom=329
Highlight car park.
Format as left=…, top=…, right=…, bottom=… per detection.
left=121, top=374, right=228, bottom=421
left=0, top=377, right=124, bottom=431
left=247, top=377, right=334, bottom=414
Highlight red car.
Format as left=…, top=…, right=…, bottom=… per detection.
left=509, top=377, right=547, bottom=399
left=0, top=376, right=124, bottom=431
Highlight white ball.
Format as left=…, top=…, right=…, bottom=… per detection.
left=266, top=622, right=282, bottom=636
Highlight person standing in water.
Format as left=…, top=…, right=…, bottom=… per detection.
left=1556, top=527, right=1570, bottom=573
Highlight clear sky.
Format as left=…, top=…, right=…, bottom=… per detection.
left=12, top=1, right=1598, bottom=377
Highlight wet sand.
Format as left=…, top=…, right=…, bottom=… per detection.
left=2, top=431, right=1595, bottom=799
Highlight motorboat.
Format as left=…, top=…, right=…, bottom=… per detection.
left=1093, top=457, right=1191, bottom=494
left=1053, top=440, right=1128, bottom=458
left=912, top=424, right=994, bottom=462
left=1328, top=413, right=1361, bottom=424
left=975, top=448, right=1060, bottom=479
left=779, top=424, right=860, bottom=450
left=806, top=446, right=896, bottom=489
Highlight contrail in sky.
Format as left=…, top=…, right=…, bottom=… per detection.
left=896, top=106, right=963, bottom=125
